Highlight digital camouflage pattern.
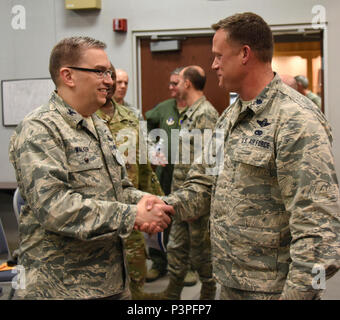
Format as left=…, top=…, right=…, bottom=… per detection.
left=219, top=286, right=282, bottom=300
left=171, top=96, right=219, bottom=191
left=96, top=101, right=164, bottom=297
left=9, top=91, right=147, bottom=299
left=166, top=96, right=219, bottom=299
left=120, top=99, right=144, bottom=121
left=166, top=74, right=340, bottom=299
left=306, top=91, right=322, bottom=109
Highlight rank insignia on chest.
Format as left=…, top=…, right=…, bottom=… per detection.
left=166, top=117, right=175, bottom=126
left=257, top=118, right=271, bottom=127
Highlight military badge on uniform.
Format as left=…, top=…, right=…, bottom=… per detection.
left=257, top=118, right=271, bottom=127
left=166, top=117, right=175, bottom=126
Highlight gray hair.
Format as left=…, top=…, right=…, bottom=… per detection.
left=49, top=36, right=107, bottom=86
left=294, top=75, right=309, bottom=89
left=171, top=67, right=184, bottom=75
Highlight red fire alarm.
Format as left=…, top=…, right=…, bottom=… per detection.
left=113, top=19, right=127, bottom=32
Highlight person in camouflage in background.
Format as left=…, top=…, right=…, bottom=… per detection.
left=96, top=64, right=165, bottom=299
left=145, top=67, right=199, bottom=286
left=294, top=75, right=322, bottom=109
left=161, top=66, right=218, bottom=300
left=8, top=36, right=173, bottom=299
left=163, top=13, right=340, bottom=300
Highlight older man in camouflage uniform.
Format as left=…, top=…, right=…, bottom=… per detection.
left=96, top=65, right=164, bottom=299
left=295, top=75, right=322, bottom=109
left=164, top=13, right=340, bottom=300
left=8, top=37, right=173, bottom=299
left=162, top=66, right=218, bottom=299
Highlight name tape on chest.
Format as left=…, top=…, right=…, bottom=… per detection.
left=241, top=137, right=271, bottom=149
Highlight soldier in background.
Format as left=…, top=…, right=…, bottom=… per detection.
left=163, top=13, right=340, bottom=300
left=96, top=64, right=165, bottom=299
left=162, top=66, right=218, bottom=300
left=146, top=68, right=199, bottom=287
left=145, top=67, right=187, bottom=282
left=295, top=75, right=322, bottom=108
left=113, top=68, right=143, bottom=120
left=9, top=36, right=173, bottom=299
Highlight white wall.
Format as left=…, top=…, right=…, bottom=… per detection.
left=1, top=0, right=340, bottom=185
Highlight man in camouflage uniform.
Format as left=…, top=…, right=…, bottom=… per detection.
left=8, top=36, right=173, bottom=299
left=162, top=66, right=218, bottom=300
left=295, top=75, right=322, bottom=109
left=145, top=67, right=198, bottom=285
left=113, top=68, right=143, bottom=120
left=164, top=13, right=340, bottom=300
left=96, top=65, right=165, bottom=299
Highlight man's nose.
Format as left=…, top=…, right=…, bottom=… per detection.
left=103, top=75, right=114, bottom=85
left=211, top=58, right=218, bottom=70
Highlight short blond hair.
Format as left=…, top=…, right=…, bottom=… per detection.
left=212, top=12, right=273, bottom=63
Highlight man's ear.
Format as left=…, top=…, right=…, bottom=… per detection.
left=241, top=45, right=251, bottom=65
left=184, top=78, right=191, bottom=89
left=59, top=67, right=75, bottom=87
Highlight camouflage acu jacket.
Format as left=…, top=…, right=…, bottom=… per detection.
left=9, top=91, right=146, bottom=299
left=171, top=96, right=219, bottom=195
left=166, top=74, right=340, bottom=298
left=96, top=101, right=163, bottom=196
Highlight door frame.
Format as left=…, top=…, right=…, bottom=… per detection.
left=270, top=23, right=328, bottom=117
left=132, top=28, right=214, bottom=111
left=132, top=23, right=328, bottom=116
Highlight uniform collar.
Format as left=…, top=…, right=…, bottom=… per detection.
left=239, top=73, right=281, bottom=115
left=225, top=73, right=281, bottom=131
left=170, top=98, right=182, bottom=115
left=182, top=95, right=206, bottom=120
left=96, top=107, right=111, bottom=123
left=51, top=91, right=99, bottom=139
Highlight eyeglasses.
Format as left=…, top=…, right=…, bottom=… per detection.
left=169, top=81, right=179, bottom=87
left=67, top=66, right=113, bottom=79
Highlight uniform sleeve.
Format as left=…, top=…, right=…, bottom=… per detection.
left=167, top=106, right=219, bottom=220
left=121, top=166, right=149, bottom=204
left=276, top=112, right=340, bottom=299
left=164, top=162, right=214, bottom=221
left=10, top=119, right=139, bottom=241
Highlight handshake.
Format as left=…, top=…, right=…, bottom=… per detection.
left=134, top=195, right=174, bottom=234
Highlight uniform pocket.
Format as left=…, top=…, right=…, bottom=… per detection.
left=229, top=146, right=276, bottom=187
left=68, top=156, right=103, bottom=189
left=231, top=146, right=272, bottom=168
left=228, top=225, right=279, bottom=280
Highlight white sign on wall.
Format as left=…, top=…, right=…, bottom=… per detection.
left=1, top=78, right=55, bottom=126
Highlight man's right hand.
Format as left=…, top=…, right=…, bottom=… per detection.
left=134, top=195, right=174, bottom=234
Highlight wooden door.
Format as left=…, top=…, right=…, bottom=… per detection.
left=139, top=36, right=229, bottom=117
left=273, top=31, right=324, bottom=112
